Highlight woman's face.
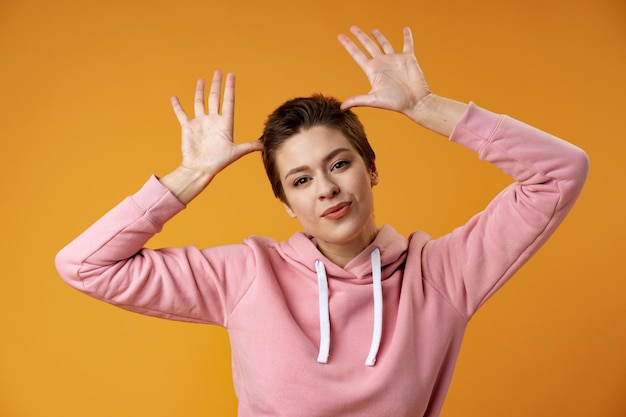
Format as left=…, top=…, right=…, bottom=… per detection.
left=275, top=125, right=379, bottom=256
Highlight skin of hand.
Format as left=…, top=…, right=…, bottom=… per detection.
left=338, top=25, right=467, bottom=137
left=160, top=70, right=263, bottom=204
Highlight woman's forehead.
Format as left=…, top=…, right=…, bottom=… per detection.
left=275, top=126, right=357, bottom=171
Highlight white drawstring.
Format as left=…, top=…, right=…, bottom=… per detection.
left=365, top=248, right=383, bottom=366
left=315, top=248, right=383, bottom=366
left=315, top=260, right=330, bottom=364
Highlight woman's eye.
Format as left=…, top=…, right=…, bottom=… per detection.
left=332, top=160, right=350, bottom=170
left=293, top=177, right=309, bottom=187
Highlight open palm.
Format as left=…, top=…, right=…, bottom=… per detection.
left=339, top=26, right=432, bottom=115
left=171, top=71, right=262, bottom=178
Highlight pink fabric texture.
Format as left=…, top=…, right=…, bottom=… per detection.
left=56, top=103, right=589, bottom=416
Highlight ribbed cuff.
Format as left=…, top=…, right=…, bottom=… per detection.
left=130, top=175, right=186, bottom=227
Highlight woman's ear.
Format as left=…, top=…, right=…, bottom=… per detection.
left=283, top=202, right=297, bottom=218
left=370, top=169, right=379, bottom=186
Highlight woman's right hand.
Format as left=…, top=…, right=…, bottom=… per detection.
left=161, top=70, right=263, bottom=204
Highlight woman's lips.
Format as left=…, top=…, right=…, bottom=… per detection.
left=322, top=202, right=352, bottom=220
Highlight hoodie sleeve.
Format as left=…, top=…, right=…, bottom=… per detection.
left=421, top=103, right=589, bottom=319
left=55, top=175, right=257, bottom=325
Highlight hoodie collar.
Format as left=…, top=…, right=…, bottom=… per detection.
left=279, top=225, right=408, bottom=282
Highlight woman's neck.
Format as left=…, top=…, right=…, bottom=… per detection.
left=316, top=223, right=379, bottom=268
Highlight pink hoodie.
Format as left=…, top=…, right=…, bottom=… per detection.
left=55, top=103, right=589, bottom=416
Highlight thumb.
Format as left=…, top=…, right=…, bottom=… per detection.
left=231, top=140, right=264, bottom=161
left=340, top=93, right=379, bottom=110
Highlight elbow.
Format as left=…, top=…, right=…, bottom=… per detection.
left=575, top=146, right=590, bottom=177
left=557, top=141, right=590, bottom=187
left=570, top=146, right=590, bottom=189
left=557, top=145, right=590, bottom=206
left=54, top=246, right=84, bottom=290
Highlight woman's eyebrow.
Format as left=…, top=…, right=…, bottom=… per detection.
left=283, top=147, right=353, bottom=181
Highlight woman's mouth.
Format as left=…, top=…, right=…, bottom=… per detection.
left=322, top=202, right=352, bottom=220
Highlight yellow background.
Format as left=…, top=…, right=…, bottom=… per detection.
left=1, top=0, right=624, bottom=416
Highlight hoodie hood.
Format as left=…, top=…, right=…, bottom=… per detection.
left=277, top=225, right=408, bottom=365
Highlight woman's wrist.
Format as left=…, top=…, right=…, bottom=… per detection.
left=406, top=93, right=468, bottom=137
left=159, top=165, right=215, bottom=205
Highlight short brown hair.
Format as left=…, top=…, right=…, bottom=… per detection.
left=259, top=94, right=376, bottom=203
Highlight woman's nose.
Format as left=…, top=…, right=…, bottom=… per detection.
left=317, top=175, right=339, bottom=199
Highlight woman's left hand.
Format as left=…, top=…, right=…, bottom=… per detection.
left=338, top=26, right=431, bottom=116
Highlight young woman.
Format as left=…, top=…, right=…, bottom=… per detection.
left=56, top=26, right=589, bottom=416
